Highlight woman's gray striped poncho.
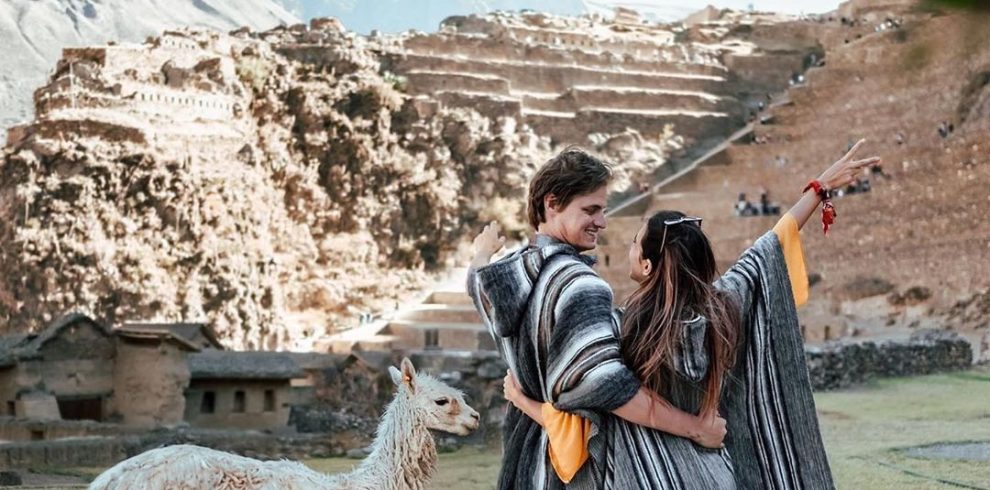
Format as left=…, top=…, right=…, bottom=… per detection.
left=469, top=231, right=833, bottom=489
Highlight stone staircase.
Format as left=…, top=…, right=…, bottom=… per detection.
left=321, top=269, right=492, bottom=354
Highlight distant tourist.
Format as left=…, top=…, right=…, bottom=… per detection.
left=759, top=189, right=781, bottom=216
left=871, top=162, right=891, bottom=179
left=735, top=193, right=758, bottom=216
left=895, top=131, right=905, bottom=146
left=938, top=121, right=950, bottom=139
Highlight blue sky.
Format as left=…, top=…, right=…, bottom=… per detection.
left=285, top=1, right=844, bottom=34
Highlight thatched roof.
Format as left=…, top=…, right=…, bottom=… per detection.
left=187, top=350, right=305, bottom=380
left=114, top=327, right=201, bottom=352
left=0, top=313, right=110, bottom=367
left=119, top=322, right=224, bottom=350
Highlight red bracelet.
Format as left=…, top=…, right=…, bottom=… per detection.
left=803, top=180, right=836, bottom=235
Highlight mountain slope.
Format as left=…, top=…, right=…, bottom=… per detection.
left=0, top=0, right=299, bottom=129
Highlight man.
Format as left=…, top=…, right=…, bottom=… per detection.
left=467, top=148, right=725, bottom=489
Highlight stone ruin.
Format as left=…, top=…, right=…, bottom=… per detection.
left=0, top=8, right=822, bottom=350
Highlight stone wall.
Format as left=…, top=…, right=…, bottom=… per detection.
left=183, top=380, right=292, bottom=430
left=111, top=340, right=189, bottom=428
left=0, top=428, right=340, bottom=470
left=805, top=330, right=973, bottom=391
left=0, top=332, right=973, bottom=469
left=524, top=109, right=733, bottom=145
left=393, top=56, right=728, bottom=95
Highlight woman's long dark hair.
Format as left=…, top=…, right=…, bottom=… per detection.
left=620, top=210, right=740, bottom=415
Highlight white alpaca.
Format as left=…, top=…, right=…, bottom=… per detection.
left=89, top=358, right=480, bottom=490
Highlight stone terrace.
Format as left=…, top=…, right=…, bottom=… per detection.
left=602, top=6, right=990, bottom=344
left=377, top=10, right=821, bottom=147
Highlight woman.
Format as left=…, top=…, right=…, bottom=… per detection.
left=493, top=140, right=879, bottom=489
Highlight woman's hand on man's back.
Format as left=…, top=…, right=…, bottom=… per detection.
left=691, top=411, right=728, bottom=449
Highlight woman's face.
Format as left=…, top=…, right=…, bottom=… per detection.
left=628, top=223, right=653, bottom=283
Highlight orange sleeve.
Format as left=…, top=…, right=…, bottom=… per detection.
left=541, top=403, right=591, bottom=483
left=773, top=213, right=810, bottom=307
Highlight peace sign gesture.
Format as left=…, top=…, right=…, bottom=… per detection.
left=817, top=138, right=881, bottom=191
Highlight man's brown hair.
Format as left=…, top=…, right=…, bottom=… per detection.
left=526, top=148, right=612, bottom=230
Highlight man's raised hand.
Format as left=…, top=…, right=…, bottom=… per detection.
left=472, top=221, right=505, bottom=267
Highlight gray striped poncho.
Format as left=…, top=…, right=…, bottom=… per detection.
left=601, top=230, right=834, bottom=489
left=469, top=231, right=833, bottom=489
left=468, top=234, right=641, bottom=489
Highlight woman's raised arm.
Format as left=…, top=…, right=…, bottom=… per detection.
left=788, top=138, right=881, bottom=231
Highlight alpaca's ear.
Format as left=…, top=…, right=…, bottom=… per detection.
left=400, top=357, right=417, bottom=392
left=388, top=366, right=403, bottom=386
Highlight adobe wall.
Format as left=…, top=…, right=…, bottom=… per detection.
left=111, top=341, right=189, bottom=428
left=183, top=380, right=291, bottom=429
left=0, top=367, right=25, bottom=416
left=27, top=326, right=115, bottom=401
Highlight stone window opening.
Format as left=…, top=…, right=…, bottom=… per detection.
left=264, top=390, right=276, bottom=412
left=425, top=329, right=440, bottom=350
left=233, top=390, right=246, bottom=413
left=200, top=391, right=216, bottom=413
left=6, top=401, right=13, bottom=416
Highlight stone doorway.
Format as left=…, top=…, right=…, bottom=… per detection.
left=56, top=396, right=103, bottom=421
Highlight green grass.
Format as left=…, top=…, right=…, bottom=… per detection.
left=306, top=366, right=990, bottom=489
left=305, top=447, right=501, bottom=489
left=815, top=366, right=990, bottom=489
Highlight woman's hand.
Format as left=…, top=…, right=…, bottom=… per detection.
left=691, top=411, right=728, bottom=449
left=817, top=139, right=881, bottom=191
left=472, top=221, right=505, bottom=268
left=788, top=138, right=882, bottom=231
left=503, top=370, right=545, bottom=426
left=502, top=370, right=526, bottom=408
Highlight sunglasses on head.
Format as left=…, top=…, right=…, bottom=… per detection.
left=663, top=216, right=703, bottom=227
left=658, top=216, right=703, bottom=256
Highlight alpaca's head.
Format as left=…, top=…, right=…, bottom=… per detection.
left=389, top=357, right=480, bottom=436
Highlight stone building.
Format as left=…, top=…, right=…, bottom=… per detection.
left=0, top=313, right=196, bottom=426
left=184, top=350, right=303, bottom=430
left=0, top=313, right=304, bottom=431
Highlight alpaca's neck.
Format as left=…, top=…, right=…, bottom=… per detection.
left=353, top=392, right=437, bottom=490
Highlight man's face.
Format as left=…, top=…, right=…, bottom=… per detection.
left=543, top=185, right=608, bottom=252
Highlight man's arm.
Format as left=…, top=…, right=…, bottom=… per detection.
left=545, top=271, right=725, bottom=447
left=505, top=370, right=726, bottom=447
